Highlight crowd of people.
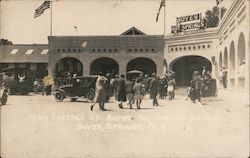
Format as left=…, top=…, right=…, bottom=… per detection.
left=89, top=66, right=218, bottom=110
left=188, top=66, right=217, bottom=103
left=89, top=70, right=177, bottom=111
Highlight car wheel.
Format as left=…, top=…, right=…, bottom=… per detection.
left=70, top=98, right=77, bottom=102
left=55, top=91, right=64, bottom=102
left=1, top=91, right=8, bottom=105
left=86, top=90, right=95, bottom=103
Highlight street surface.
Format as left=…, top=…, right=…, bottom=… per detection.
left=0, top=88, right=249, bottom=158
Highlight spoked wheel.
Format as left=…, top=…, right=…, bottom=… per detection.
left=55, top=91, right=64, bottom=102
left=1, top=91, right=8, bottom=105
left=86, top=90, right=95, bottom=103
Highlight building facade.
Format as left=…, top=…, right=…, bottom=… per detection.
left=47, top=28, right=165, bottom=80
left=164, top=0, right=249, bottom=93
left=0, top=44, right=49, bottom=79
left=0, top=0, right=249, bottom=94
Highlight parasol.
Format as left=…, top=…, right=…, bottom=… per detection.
left=43, top=76, right=54, bottom=86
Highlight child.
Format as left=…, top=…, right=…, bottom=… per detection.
left=167, top=79, right=175, bottom=100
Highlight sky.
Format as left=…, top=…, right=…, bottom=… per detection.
left=0, top=0, right=233, bottom=44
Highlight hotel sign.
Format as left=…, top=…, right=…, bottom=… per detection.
left=171, top=13, right=205, bottom=34
left=181, top=20, right=205, bottom=30
left=177, top=13, right=202, bottom=24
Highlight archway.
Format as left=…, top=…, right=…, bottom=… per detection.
left=170, top=56, right=212, bottom=86
left=237, top=32, right=246, bottom=88
left=126, top=58, right=157, bottom=76
left=55, top=57, right=83, bottom=78
left=229, top=41, right=236, bottom=88
left=90, top=57, right=119, bottom=76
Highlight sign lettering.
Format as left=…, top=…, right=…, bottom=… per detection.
left=176, top=13, right=202, bottom=24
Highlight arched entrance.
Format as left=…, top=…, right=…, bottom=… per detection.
left=237, top=32, right=246, bottom=89
left=90, top=57, right=119, bottom=76
left=55, top=57, right=83, bottom=77
left=229, top=41, right=236, bottom=88
left=127, top=58, right=157, bottom=76
left=170, top=56, right=212, bottom=86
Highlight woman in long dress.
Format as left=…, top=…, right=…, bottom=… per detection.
left=133, top=78, right=144, bottom=109
left=90, top=74, right=107, bottom=111
left=126, top=78, right=134, bottom=109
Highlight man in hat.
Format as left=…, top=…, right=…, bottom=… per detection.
left=149, top=73, right=159, bottom=106
left=190, top=71, right=202, bottom=103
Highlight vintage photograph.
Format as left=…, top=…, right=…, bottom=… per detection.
left=0, top=0, right=249, bottom=157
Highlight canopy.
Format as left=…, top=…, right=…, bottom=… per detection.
left=127, top=70, right=143, bottom=74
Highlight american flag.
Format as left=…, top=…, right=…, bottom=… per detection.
left=156, top=0, right=165, bottom=22
left=34, top=1, right=50, bottom=18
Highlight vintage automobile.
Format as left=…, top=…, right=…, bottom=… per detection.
left=54, top=76, right=97, bottom=102
left=1, top=67, right=33, bottom=95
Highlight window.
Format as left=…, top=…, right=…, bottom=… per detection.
left=41, top=49, right=49, bottom=55
left=10, top=49, right=18, bottom=55
left=25, top=49, right=33, bottom=55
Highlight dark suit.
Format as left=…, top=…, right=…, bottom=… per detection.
left=150, top=78, right=159, bottom=106
left=118, top=78, right=126, bottom=102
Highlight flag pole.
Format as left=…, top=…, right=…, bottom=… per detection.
left=163, top=0, right=166, bottom=36
left=50, top=0, right=53, bottom=36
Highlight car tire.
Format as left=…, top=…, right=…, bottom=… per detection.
left=70, top=98, right=77, bottom=102
left=1, top=91, right=8, bottom=105
left=55, top=91, right=64, bottom=102
left=86, top=90, right=95, bottom=103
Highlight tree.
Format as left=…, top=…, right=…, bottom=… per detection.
left=204, top=6, right=227, bottom=28
left=0, top=39, right=13, bottom=45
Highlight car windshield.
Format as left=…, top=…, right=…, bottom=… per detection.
left=62, top=77, right=96, bottom=87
